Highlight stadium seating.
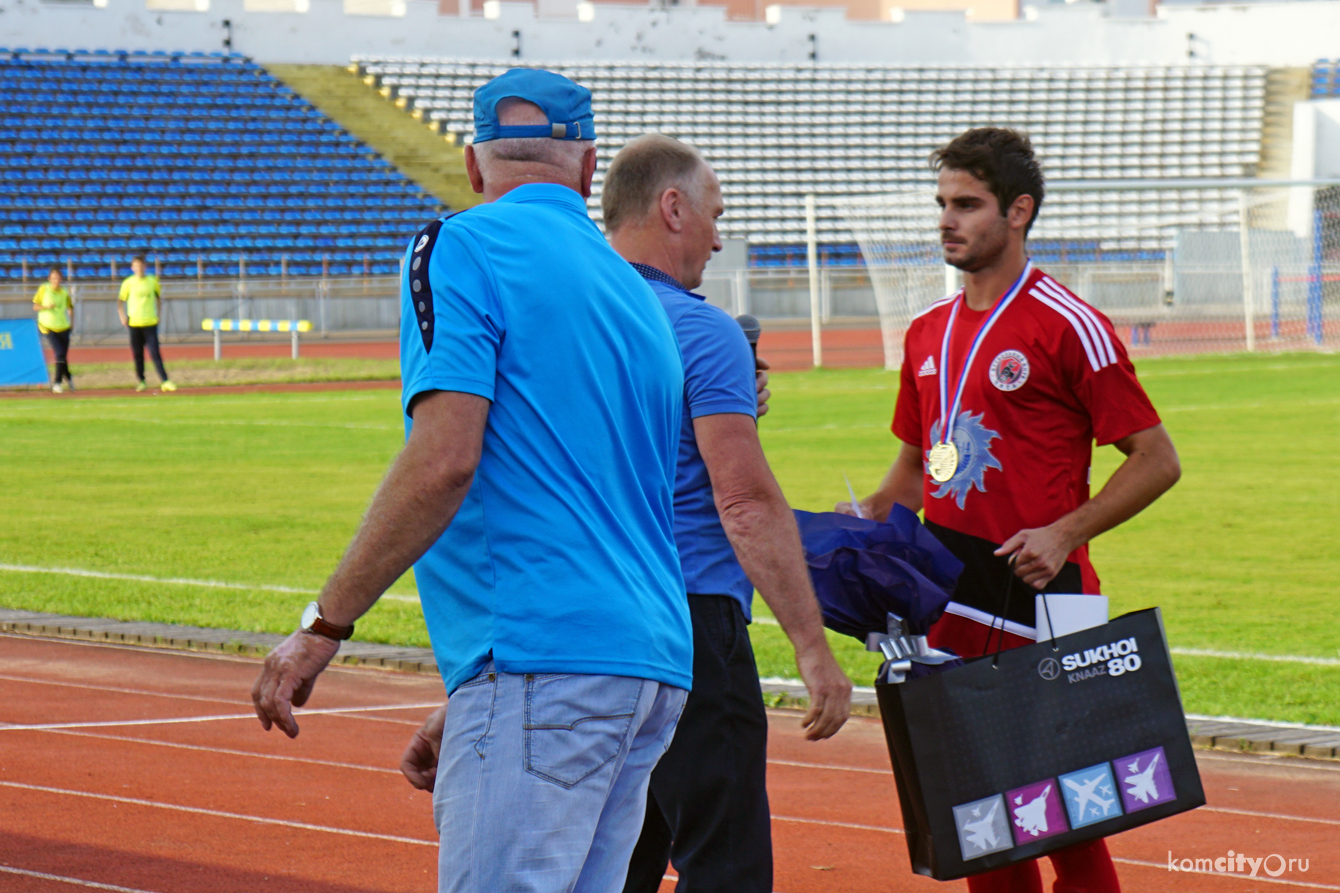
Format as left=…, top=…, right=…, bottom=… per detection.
left=1313, top=59, right=1339, bottom=97
left=355, top=57, right=1268, bottom=262
left=0, top=48, right=444, bottom=280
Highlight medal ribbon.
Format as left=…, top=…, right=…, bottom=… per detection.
left=936, top=261, right=1032, bottom=446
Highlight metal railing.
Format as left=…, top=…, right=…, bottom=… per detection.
left=0, top=275, right=402, bottom=343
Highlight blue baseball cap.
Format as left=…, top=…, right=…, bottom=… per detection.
left=473, top=68, right=597, bottom=143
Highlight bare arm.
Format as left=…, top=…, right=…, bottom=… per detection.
left=694, top=412, right=852, bottom=740
left=837, top=440, right=924, bottom=521
left=252, top=390, right=490, bottom=737
left=996, top=423, right=1180, bottom=589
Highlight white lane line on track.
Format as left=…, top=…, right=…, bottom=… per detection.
left=768, top=758, right=887, bottom=775
left=1112, top=857, right=1340, bottom=890
left=772, top=814, right=902, bottom=834
left=0, top=672, right=434, bottom=715
left=39, top=728, right=401, bottom=774
left=0, top=864, right=165, bottom=893
left=1205, top=806, right=1340, bottom=827
left=1175, top=650, right=1340, bottom=667
left=0, top=562, right=420, bottom=603
left=0, top=672, right=257, bottom=706
left=0, top=780, right=435, bottom=847
left=0, top=702, right=443, bottom=732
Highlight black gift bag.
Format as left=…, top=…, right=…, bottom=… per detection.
left=876, top=608, right=1205, bottom=880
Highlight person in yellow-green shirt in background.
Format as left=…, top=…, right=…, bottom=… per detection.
left=33, top=268, right=75, bottom=393
left=118, top=255, right=176, bottom=392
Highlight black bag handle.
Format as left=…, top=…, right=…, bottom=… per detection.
left=983, top=560, right=1016, bottom=666
left=1038, top=589, right=1059, bottom=652
left=984, top=556, right=1061, bottom=666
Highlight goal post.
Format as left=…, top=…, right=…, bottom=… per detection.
left=833, top=179, right=1340, bottom=370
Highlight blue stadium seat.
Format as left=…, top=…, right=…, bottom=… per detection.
left=0, top=50, right=445, bottom=278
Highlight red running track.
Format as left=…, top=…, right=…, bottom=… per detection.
left=1, top=634, right=1336, bottom=893
left=62, top=317, right=1334, bottom=379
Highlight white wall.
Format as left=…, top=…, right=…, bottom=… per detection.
left=1288, top=99, right=1340, bottom=237
left=2, top=0, right=1340, bottom=67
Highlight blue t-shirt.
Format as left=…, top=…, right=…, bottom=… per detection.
left=638, top=268, right=759, bottom=618
left=399, top=184, right=691, bottom=695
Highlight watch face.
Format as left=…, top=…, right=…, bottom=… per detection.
left=301, top=601, right=319, bottom=630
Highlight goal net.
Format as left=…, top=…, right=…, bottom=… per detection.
left=835, top=181, right=1340, bottom=370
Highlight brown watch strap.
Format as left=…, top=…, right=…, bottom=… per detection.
left=307, top=614, right=355, bottom=641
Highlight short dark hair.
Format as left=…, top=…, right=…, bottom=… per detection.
left=931, top=128, right=1045, bottom=235
left=48, top=267, right=61, bottom=277
left=602, top=134, right=706, bottom=233
left=132, top=254, right=147, bottom=264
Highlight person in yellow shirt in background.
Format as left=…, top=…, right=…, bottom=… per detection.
left=118, top=255, right=176, bottom=392
left=33, top=268, right=75, bottom=393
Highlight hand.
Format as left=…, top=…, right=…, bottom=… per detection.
left=794, top=645, right=852, bottom=741
left=401, top=703, right=448, bottom=791
left=994, top=523, right=1078, bottom=590
left=754, top=355, right=771, bottom=418
left=251, top=630, right=341, bottom=738
left=833, top=499, right=875, bottom=520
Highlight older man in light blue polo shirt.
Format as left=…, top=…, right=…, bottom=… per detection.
left=252, top=69, right=691, bottom=893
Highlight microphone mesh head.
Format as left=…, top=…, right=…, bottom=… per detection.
left=734, top=313, right=761, bottom=345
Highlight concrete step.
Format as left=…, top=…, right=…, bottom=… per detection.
left=1257, top=67, right=1313, bottom=180
left=266, top=63, right=480, bottom=214
left=5, top=607, right=1339, bottom=760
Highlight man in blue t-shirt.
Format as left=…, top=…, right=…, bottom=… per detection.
left=253, top=71, right=691, bottom=893
left=603, top=134, right=853, bottom=893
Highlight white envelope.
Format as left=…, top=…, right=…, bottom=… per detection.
left=1034, top=594, right=1109, bottom=641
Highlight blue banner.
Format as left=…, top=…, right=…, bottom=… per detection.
left=0, top=319, right=51, bottom=387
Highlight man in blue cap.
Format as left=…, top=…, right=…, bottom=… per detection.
left=252, top=69, right=692, bottom=893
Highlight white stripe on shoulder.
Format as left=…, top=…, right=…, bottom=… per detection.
left=911, top=293, right=959, bottom=322
left=1037, top=277, right=1118, bottom=366
left=1028, top=287, right=1102, bottom=372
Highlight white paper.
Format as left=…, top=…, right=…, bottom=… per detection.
left=843, top=473, right=865, bottom=519
left=1034, top=594, right=1109, bottom=640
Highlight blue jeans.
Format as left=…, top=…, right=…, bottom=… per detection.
left=434, top=662, right=687, bottom=893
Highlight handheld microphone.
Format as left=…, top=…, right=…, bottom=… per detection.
left=735, top=314, right=760, bottom=359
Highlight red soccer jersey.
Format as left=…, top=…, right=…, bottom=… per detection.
left=892, top=264, right=1160, bottom=611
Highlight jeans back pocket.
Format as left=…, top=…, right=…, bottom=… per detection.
left=523, top=673, right=644, bottom=789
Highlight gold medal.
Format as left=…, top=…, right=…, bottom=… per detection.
left=927, top=441, right=959, bottom=483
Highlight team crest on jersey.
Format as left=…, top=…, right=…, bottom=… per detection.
left=989, top=350, right=1030, bottom=392
left=928, top=411, right=1002, bottom=509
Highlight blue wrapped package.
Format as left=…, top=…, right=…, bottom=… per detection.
left=793, top=504, right=963, bottom=639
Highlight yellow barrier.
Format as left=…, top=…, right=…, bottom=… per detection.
left=201, top=319, right=314, bottom=360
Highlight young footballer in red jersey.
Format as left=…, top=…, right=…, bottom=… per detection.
left=843, top=128, right=1181, bottom=893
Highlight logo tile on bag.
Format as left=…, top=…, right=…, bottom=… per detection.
left=952, top=794, right=1013, bottom=860
left=1059, top=763, right=1123, bottom=829
left=1115, top=746, right=1176, bottom=812
left=1006, top=779, right=1069, bottom=845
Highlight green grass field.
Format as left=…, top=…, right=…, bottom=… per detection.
left=2, top=351, right=1338, bottom=723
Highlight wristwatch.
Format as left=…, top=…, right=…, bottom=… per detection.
left=300, top=601, right=355, bottom=641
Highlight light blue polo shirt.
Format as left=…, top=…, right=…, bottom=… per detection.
left=636, top=266, right=759, bottom=619
left=399, top=183, right=691, bottom=695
